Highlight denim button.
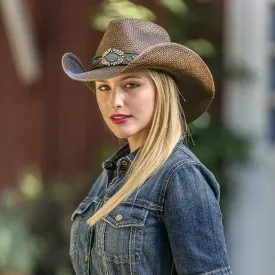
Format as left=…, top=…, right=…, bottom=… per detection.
left=106, top=162, right=113, bottom=168
left=121, top=160, right=128, bottom=166
left=115, top=214, right=123, bottom=221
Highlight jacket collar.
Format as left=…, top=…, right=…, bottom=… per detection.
left=102, top=142, right=140, bottom=170
left=101, top=134, right=184, bottom=170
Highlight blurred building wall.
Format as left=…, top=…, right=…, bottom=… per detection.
left=0, top=0, right=163, bottom=189
left=224, top=0, right=275, bottom=274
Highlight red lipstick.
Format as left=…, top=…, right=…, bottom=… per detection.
left=111, top=116, right=132, bottom=124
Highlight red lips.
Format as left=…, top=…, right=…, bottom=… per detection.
left=110, top=116, right=132, bottom=124
left=110, top=113, right=131, bottom=119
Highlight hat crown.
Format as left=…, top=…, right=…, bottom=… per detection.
left=95, top=18, right=171, bottom=56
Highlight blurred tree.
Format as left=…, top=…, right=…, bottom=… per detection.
left=90, top=0, right=156, bottom=31
left=0, top=175, right=93, bottom=275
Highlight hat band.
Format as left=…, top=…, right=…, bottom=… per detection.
left=91, top=48, right=138, bottom=69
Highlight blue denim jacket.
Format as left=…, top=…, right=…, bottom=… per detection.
left=69, top=135, right=232, bottom=275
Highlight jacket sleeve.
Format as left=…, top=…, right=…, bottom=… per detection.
left=162, top=161, right=232, bottom=275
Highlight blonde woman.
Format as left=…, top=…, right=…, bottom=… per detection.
left=62, top=18, right=232, bottom=275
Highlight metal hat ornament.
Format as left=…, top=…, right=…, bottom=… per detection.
left=62, top=18, right=215, bottom=123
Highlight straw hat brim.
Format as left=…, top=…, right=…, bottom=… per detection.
left=62, top=42, right=215, bottom=123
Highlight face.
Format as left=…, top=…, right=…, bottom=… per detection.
left=95, top=71, right=156, bottom=152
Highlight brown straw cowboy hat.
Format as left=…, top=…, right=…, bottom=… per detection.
left=62, top=18, right=215, bottom=123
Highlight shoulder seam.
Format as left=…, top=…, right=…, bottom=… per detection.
left=175, top=144, right=200, bottom=163
left=160, top=160, right=201, bottom=207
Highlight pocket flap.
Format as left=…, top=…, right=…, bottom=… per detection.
left=71, top=196, right=100, bottom=221
left=102, top=204, right=148, bottom=228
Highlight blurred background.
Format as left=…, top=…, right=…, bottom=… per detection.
left=0, top=0, right=274, bottom=274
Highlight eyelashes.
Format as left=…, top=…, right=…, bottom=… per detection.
left=96, top=82, right=140, bottom=92
left=125, top=83, right=140, bottom=89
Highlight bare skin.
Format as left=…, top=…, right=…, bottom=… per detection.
left=95, top=71, right=156, bottom=153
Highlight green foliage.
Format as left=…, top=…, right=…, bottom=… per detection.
left=158, top=0, right=250, bottom=210
left=188, top=120, right=249, bottom=209
left=159, top=0, right=189, bottom=16
left=0, top=215, right=35, bottom=272
left=185, top=39, right=216, bottom=58
left=90, top=0, right=156, bottom=31
left=0, top=177, right=93, bottom=274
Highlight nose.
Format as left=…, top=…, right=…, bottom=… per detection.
left=109, top=86, right=125, bottom=108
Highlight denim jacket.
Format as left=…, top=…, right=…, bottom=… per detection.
left=69, top=135, right=233, bottom=275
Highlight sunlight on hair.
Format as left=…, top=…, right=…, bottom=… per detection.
left=87, top=69, right=191, bottom=226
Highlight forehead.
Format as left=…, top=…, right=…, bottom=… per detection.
left=96, top=71, right=148, bottom=83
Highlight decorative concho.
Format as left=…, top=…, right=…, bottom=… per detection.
left=101, top=48, right=125, bottom=66
left=90, top=50, right=138, bottom=69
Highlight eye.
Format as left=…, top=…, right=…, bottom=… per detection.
left=97, top=85, right=110, bottom=92
left=124, top=82, right=140, bottom=89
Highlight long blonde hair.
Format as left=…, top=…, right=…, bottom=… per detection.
left=87, top=69, right=190, bottom=226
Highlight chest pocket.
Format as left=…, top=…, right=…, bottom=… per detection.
left=70, top=197, right=99, bottom=273
left=96, top=203, right=149, bottom=264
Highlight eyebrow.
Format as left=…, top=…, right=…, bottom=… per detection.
left=97, top=75, right=142, bottom=83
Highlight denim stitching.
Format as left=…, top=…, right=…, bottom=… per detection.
left=122, top=200, right=163, bottom=211
left=198, top=266, right=232, bottom=275
left=129, top=226, right=134, bottom=275
left=176, top=144, right=201, bottom=163
left=100, top=222, right=109, bottom=275
left=160, top=160, right=198, bottom=208
left=99, top=206, right=147, bottom=265
left=170, top=261, right=174, bottom=275
left=200, top=165, right=227, bottom=268
left=102, top=209, right=148, bottom=228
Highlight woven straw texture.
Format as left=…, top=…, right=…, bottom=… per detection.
left=62, top=18, right=215, bottom=123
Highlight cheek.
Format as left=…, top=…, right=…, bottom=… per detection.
left=136, top=91, right=155, bottom=116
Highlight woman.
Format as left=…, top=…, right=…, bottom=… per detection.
left=62, top=18, right=233, bottom=275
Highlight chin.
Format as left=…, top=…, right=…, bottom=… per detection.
left=112, top=129, right=138, bottom=139
left=113, top=132, right=132, bottom=139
